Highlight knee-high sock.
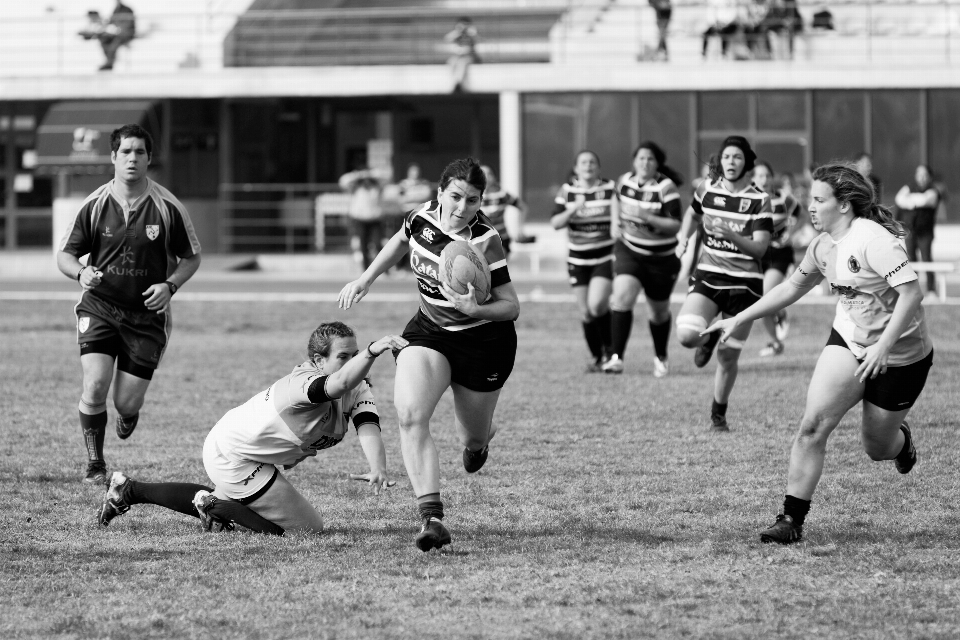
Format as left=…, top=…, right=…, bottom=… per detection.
left=582, top=318, right=604, bottom=360
left=596, top=311, right=612, bottom=354
left=79, top=405, right=107, bottom=462
left=208, top=500, right=285, bottom=536
left=130, top=480, right=212, bottom=518
left=610, top=310, right=633, bottom=358
left=649, top=314, right=672, bottom=361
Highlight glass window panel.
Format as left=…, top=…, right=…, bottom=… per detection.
left=757, top=92, right=805, bottom=131
left=699, top=92, right=749, bottom=131
left=928, top=89, right=960, bottom=221
left=585, top=94, right=633, bottom=174
left=813, top=91, right=864, bottom=165
left=523, top=94, right=580, bottom=221
left=639, top=93, right=692, bottom=186
left=754, top=141, right=806, bottom=177
left=870, top=91, right=920, bottom=205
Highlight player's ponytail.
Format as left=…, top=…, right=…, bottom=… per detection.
left=308, top=321, right=356, bottom=361
left=812, top=163, right=905, bottom=238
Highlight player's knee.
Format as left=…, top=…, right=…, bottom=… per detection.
left=82, top=378, right=111, bottom=404
left=861, top=433, right=894, bottom=461
left=717, top=339, right=744, bottom=364
left=676, top=314, right=707, bottom=348
left=395, top=404, right=430, bottom=433
left=586, top=301, right=608, bottom=319
left=797, top=412, right=833, bottom=445
left=113, top=396, right=143, bottom=417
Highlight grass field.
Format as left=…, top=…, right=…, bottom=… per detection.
left=2, top=296, right=959, bottom=639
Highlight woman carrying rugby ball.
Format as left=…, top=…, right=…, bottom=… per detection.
left=339, top=157, right=520, bottom=552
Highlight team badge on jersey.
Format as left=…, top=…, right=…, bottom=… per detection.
left=847, top=256, right=861, bottom=273
left=421, top=228, right=436, bottom=242
left=146, top=225, right=159, bottom=241
left=78, top=317, right=90, bottom=333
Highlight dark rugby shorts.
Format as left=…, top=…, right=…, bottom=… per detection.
left=826, top=328, right=933, bottom=411
left=612, top=242, right=681, bottom=302
left=399, top=311, right=517, bottom=393
left=688, top=270, right=763, bottom=317
left=76, top=291, right=169, bottom=376
left=568, top=259, right=613, bottom=288
left=761, top=245, right=795, bottom=276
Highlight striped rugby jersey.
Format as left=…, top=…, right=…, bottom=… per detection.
left=404, top=201, right=511, bottom=332
left=767, top=189, right=801, bottom=249
left=552, top=179, right=616, bottom=265
left=59, top=178, right=201, bottom=310
left=615, top=171, right=683, bottom=257
left=692, top=178, right=773, bottom=281
left=790, top=218, right=931, bottom=366
left=481, top=188, right=520, bottom=238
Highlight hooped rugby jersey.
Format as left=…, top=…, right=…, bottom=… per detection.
left=614, top=171, right=683, bottom=257
left=789, top=218, right=931, bottom=366
left=404, top=201, right=511, bottom=332
left=552, top=178, right=616, bottom=265
left=210, top=361, right=379, bottom=468
left=481, top=188, right=521, bottom=239
left=59, top=178, right=201, bottom=310
left=767, top=189, right=801, bottom=249
left=691, top=178, right=773, bottom=281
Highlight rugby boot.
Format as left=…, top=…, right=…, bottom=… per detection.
left=415, top=517, right=452, bottom=552
left=694, top=331, right=721, bottom=368
left=760, top=514, right=803, bottom=544
left=894, top=421, right=917, bottom=475
left=84, top=460, right=108, bottom=485
left=710, top=412, right=730, bottom=432
left=653, top=357, right=669, bottom=378
left=116, top=413, right=139, bottom=440
left=193, top=491, right=234, bottom=532
left=586, top=356, right=604, bottom=373
left=775, top=310, right=790, bottom=341
left=759, top=341, right=784, bottom=357
left=98, top=472, right=132, bottom=526
left=602, top=354, right=624, bottom=374
left=463, top=445, right=489, bottom=473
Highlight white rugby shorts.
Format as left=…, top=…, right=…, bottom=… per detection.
left=202, top=422, right=277, bottom=502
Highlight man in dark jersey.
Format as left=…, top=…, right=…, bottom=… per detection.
left=56, top=124, right=202, bottom=484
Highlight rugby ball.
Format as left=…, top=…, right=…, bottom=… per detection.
left=439, top=240, right=491, bottom=304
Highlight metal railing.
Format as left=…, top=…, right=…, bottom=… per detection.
left=0, top=2, right=957, bottom=77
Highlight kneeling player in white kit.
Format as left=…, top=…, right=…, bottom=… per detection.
left=97, top=322, right=407, bottom=534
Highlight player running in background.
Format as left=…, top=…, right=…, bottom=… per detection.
left=56, top=124, right=201, bottom=484
left=674, top=136, right=772, bottom=431
left=703, top=163, right=932, bottom=543
left=339, top=158, right=519, bottom=552
left=752, top=161, right=801, bottom=357
left=605, top=141, right=684, bottom=377
left=480, top=165, right=531, bottom=257
left=551, top=151, right=616, bottom=372
left=98, top=323, right=405, bottom=535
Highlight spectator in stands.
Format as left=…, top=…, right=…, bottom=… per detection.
left=339, top=167, right=386, bottom=270
left=855, top=152, right=883, bottom=202
left=649, top=0, right=673, bottom=62
left=702, top=0, right=740, bottom=59
left=82, top=1, right=137, bottom=71
left=812, top=6, right=835, bottom=31
left=895, top=165, right=941, bottom=297
left=445, top=18, right=480, bottom=93
left=760, top=0, right=802, bottom=59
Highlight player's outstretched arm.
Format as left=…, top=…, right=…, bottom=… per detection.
left=324, top=334, right=408, bottom=399
left=349, top=423, right=394, bottom=495
left=339, top=230, right=408, bottom=309
left=702, top=279, right=809, bottom=342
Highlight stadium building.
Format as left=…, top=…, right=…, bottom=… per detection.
left=0, top=0, right=958, bottom=257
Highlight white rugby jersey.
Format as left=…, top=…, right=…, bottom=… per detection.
left=692, top=178, right=773, bottom=280
left=209, top=361, right=379, bottom=467
left=615, top=171, right=683, bottom=257
left=404, top=201, right=511, bottom=332
left=790, top=218, right=931, bottom=366
left=552, top=179, right=615, bottom=265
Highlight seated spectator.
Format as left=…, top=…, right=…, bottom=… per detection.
left=648, top=0, right=673, bottom=62
left=702, top=0, right=740, bottom=59
left=80, top=1, right=137, bottom=71
left=761, top=0, right=803, bottom=59
left=445, top=18, right=480, bottom=93
left=812, top=7, right=834, bottom=31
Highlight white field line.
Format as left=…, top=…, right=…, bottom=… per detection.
left=4, top=290, right=960, bottom=305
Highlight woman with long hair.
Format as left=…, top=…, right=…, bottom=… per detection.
left=551, top=150, right=616, bottom=371
left=704, top=163, right=932, bottom=544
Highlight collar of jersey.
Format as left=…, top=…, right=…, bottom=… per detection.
left=422, top=201, right=475, bottom=242
left=109, top=177, right=153, bottom=211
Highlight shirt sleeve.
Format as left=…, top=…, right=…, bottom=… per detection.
left=350, top=382, right=380, bottom=431
left=552, top=185, right=568, bottom=216
left=753, top=195, right=775, bottom=235
left=690, top=181, right=706, bottom=217
left=482, top=229, right=512, bottom=289
left=789, top=234, right=826, bottom=289
left=863, top=234, right=918, bottom=288
left=660, top=179, right=682, bottom=219
left=58, top=201, right=94, bottom=256
left=164, top=198, right=201, bottom=258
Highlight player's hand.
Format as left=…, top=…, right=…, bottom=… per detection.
left=439, top=282, right=481, bottom=316
left=368, top=335, right=408, bottom=357
left=708, top=218, right=737, bottom=240
left=349, top=471, right=396, bottom=495
left=610, top=223, right=623, bottom=241
left=702, top=316, right=740, bottom=343
left=339, top=278, right=371, bottom=310
left=79, top=266, right=103, bottom=291
left=856, top=342, right=892, bottom=383
left=142, top=282, right=172, bottom=314
left=674, top=238, right=688, bottom=258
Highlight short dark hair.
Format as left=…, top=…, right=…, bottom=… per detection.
left=709, top=135, right=757, bottom=181
left=307, top=321, right=356, bottom=361
left=438, top=157, right=486, bottom=194
left=111, top=124, right=153, bottom=157
left=633, top=141, right=684, bottom=187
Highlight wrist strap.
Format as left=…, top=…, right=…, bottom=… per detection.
left=164, top=281, right=178, bottom=295
left=77, top=266, right=87, bottom=282
left=366, top=341, right=379, bottom=358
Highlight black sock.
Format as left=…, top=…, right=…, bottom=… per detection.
left=582, top=318, right=603, bottom=360
left=130, top=480, right=213, bottom=518
left=610, top=309, right=633, bottom=358
left=711, top=399, right=727, bottom=417
left=208, top=500, right=285, bottom=536
left=596, top=311, right=612, bottom=356
left=896, top=425, right=911, bottom=460
left=417, top=492, right=444, bottom=521
left=783, top=494, right=811, bottom=527
left=79, top=410, right=107, bottom=462
left=649, top=314, right=672, bottom=361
